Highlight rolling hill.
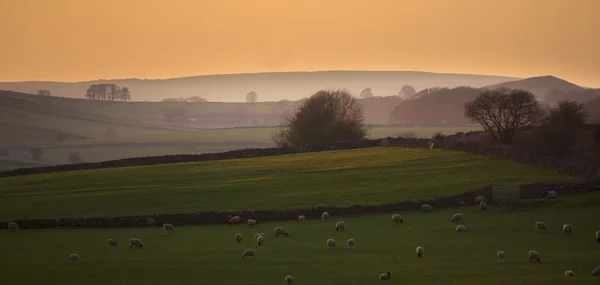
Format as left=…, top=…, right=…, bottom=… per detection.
left=483, top=75, right=600, bottom=103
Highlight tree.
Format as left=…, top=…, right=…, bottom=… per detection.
left=119, top=87, right=132, bottom=101
left=271, top=89, right=368, bottom=147
left=464, top=88, right=543, bottom=144
left=398, top=85, right=416, bottom=99
left=37, top=89, right=51, bottom=96
left=84, top=84, right=131, bottom=101
left=29, top=147, right=44, bottom=161
left=246, top=91, right=258, bottom=103
left=535, top=100, right=589, bottom=157
left=108, top=84, right=121, bottom=101
left=359, top=88, right=374, bottom=99
left=68, top=152, right=83, bottom=164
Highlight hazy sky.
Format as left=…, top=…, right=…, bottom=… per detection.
left=1, top=0, right=599, bottom=86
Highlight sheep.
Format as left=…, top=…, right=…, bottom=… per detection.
left=146, top=218, right=155, bottom=227
left=346, top=239, right=355, bottom=248
left=479, top=201, right=488, bottom=210
left=247, top=219, right=258, bottom=228
left=595, top=230, right=599, bottom=243
left=7, top=222, right=18, bottom=231
left=564, top=270, right=575, bottom=277
left=391, top=213, right=403, bottom=223
left=129, top=238, right=143, bottom=249
left=528, top=250, right=540, bottom=263
left=321, top=212, right=329, bottom=221
left=253, top=233, right=265, bottom=240
left=274, top=227, right=289, bottom=237
left=69, top=253, right=80, bottom=263
left=562, top=224, right=572, bottom=236
left=335, top=221, right=345, bottom=232
left=235, top=233, right=243, bottom=243
left=298, top=215, right=306, bottom=223
left=474, top=195, right=485, bottom=204
left=416, top=246, right=424, bottom=258
left=421, top=204, right=432, bottom=212
left=592, top=265, right=600, bottom=276
left=229, top=215, right=241, bottom=225
left=326, top=238, right=336, bottom=248
left=497, top=250, right=506, bottom=262
left=257, top=235, right=264, bottom=246
left=456, top=225, right=467, bottom=232
left=163, top=223, right=175, bottom=232
left=284, top=275, right=294, bottom=284
left=241, top=248, right=256, bottom=259
left=543, top=190, right=557, bottom=199
left=535, top=222, right=548, bottom=232
left=451, top=213, right=464, bottom=224
left=107, top=239, right=118, bottom=248
left=379, top=272, right=391, bottom=280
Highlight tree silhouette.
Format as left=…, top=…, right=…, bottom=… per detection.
left=246, top=91, right=258, bottom=103
left=398, top=85, right=416, bottom=99
left=359, top=88, right=374, bottom=99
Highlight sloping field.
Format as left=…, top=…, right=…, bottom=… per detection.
left=0, top=147, right=575, bottom=220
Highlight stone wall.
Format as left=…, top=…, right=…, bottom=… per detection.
left=519, top=179, right=600, bottom=199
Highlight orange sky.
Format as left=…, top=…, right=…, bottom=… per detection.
left=1, top=0, right=599, bottom=87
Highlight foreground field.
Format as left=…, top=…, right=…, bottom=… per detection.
left=2, top=191, right=599, bottom=285
left=0, top=147, right=575, bottom=220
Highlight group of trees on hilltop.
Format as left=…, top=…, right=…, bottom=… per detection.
left=84, top=84, right=131, bottom=101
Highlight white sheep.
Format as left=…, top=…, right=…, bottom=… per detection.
left=592, top=265, right=600, bottom=276
left=321, top=212, right=329, bottom=221
left=391, top=213, right=403, bottom=223
left=107, top=239, right=118, bottom=248
left=257, top=235, right=264, bottom=246
left=335, top=221, right=345, bottom=232
left=451, top=213, right=464, bottom=224
left=535, top=222, right=548, bottom=232
left=474, top=195, right=485, bottom=204
left=327, top=238, right=336, bottom=248
left=284, top=275, right=294, bottom=284
left=421, top=204, right=432, bottom=212
left=69, top=253, right=80, bottom=263
left=562, top=224, right=572, bottom=236
left=346, top=238, right=355, bottom=248
left=274, top=227, right=289, bottom=237
left=163, top=223, right=175, bottom=232
left=298, top=215, right=306, bottom=223
left=247, top=219, right=258, bottom=228
left=379, top=272, right=391, bottom=280
left=129, top=238, right=143, bottom=249
left=479, top=201, right=488, bottom=210
left=564, top=270, right=575, bottom=277
left=241, top=248, right=256, bottom=259
left=235, top=233, right=243, bottom=243
left=416, top=246, right=424, bottom=258
left=528, top=250, right=540, bottom=263
left=544, top=190, right=557, bottom=199
left=7, top=222, right=18, bottom=231
left=253, top=233, right=265, bottom=240
left=456, top=224, right=467, bottom=232
left=229, top=215, right=241, bottom=225
left=595, top=230, right=599, bottom=243
left=497, top=250, right=506, bottom=262
left=146, top=218, right=155, bottom=227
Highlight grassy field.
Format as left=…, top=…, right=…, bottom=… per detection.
left=0, top=147, right=575, bottom=220
left=1, top=191, right=599, bottom=285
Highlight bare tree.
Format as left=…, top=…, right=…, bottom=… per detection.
left=119, top=87, right=131, bottom=101
left=464, top=88, right=543, bottom=144
left=359, top=88, right=374, bottom=99
left=246, top=91, right=258, bottom=103
left=398, top=85, right=416, bottom=99
left=272, top=89, right=369, bottom=147
left=108, top=84, right=121, bottom=101
left=37, top=89, right=51, bottom=96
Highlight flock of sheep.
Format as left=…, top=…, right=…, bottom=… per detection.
left=5, top=190, right=600, bottom=282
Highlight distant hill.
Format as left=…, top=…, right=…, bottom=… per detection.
left=0, top=71, right=520, bottom=102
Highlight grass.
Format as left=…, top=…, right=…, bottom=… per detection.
left=1, top=191, right=599, bottom=285
left=0, top=147, right=575, bottom=220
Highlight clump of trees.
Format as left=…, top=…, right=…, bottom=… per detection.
left=37, top=89, right=51, bottom=96
left=271, top=89, right=368, bottom=147
left=398, top=85, right=416, bottom=99
left=246, top=91, right=258, bottom=103
left=85, top=84, right=131, bottom=101
left=359, top=88, right=374, bottom=99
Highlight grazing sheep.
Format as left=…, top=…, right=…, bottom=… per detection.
left=146, top=218, right=155, bottom=227
left=327, top=238, right=336, bottom=248
left=7, top=222, right=18, bottom=231
left=479, top=201, right=488, bottom=210
left=298, top=215, right=306, bottom=223
left=451, top=213, right=464, bottom=224
left=544, top=190, right=558, bottom=199
left=416, top=246, right=424, bottom=258
left=241, top=248, right=256, bottom=259
left=562, top=224, right=572, bottom=236
left=421, top=204, right=432, bottom=212
left=274, top=227, right=289, bottom=237
left=595, top=230, right=599, bottom=243
left=456, top=224, right=467, bottom=232
left=235, top=233, right=243, bottom=243
left=335, top=221, right=345, bottom=232
left=474, top=195, right=485, bottom=204
left=535, top=222, right=548, bottom=232
left=247, top=219, right=258, bottom=228
left=163, top=223, right=175, bottom=232
left=257, top=235, right=264, bottom=246
left=253, top=233, right=265, bottom=240
left=129, top=238, right=143, bottom=249
left=391, top=213, right=403, bottom=223
left=379, top=272, right=391, bottom=280
left=321, top=212, right=329, bottom=221
left=284, top=275, right=294, bottom=284
left=497, top=250, right=506, bottom=262
left=528, top=250, right=540, bottom=263
left=346, top=239, right=355, bottom=248
left=592, top=265, right=600, bottom=276
left=229, top=215, right=241, bottom=225
left=564, top=270, right=575, bottom=277
left=107, top=239, right=118, bottom=248
left=69, top=253, right=80, bottom=263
